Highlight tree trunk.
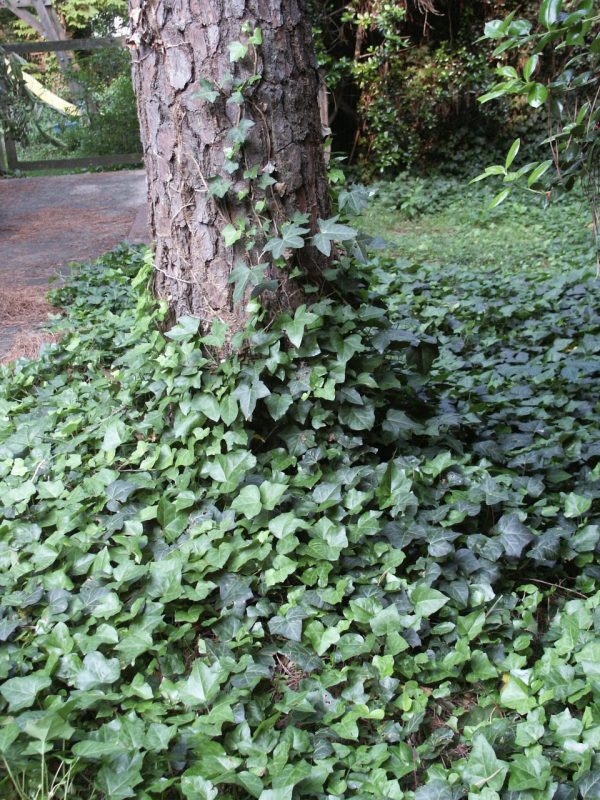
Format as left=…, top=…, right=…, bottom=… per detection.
left=128, top=0, right=331, bottom=338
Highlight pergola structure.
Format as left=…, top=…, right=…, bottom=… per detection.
left=0, top=0, right=75, bottom=76
left=0, top=1, right=142, bottom=172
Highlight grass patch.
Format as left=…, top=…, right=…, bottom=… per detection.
left=359, top=174, right=595, bottom=272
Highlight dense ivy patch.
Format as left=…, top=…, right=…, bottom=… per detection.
left=0, top=244, right=599, bottom=799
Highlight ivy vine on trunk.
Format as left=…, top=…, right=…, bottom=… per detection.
left=128, top=0, right=331, bottom=341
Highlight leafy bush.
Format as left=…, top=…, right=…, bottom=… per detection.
left=311, top=0, right=546, bottom=176
left=63, top=72, right=141, bottom=156
left=354, top=43, right=503, bottom=176
left=0, top=47, right=33, bottom=145
left=17, top=45, right=141, bottom=163
left=474, top=0, right=599, bottom=264
left=0, top=232, right=599, bottom=798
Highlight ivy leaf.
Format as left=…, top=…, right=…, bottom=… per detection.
left=0, top=721, right=20, bottom=753
left=223, top=223, right=243, bottom=248
left=282, top=305, right=319, bottom=348
left=268, top=512, right=304, bottom=539
left=496, top=513, right=533, bottom=557
left=312, top=216, right=357, bottom=256
left=228, top=41, right=248, bottom=62
left=219, top=395, right=239, bottom=426
left=208, top=176, right=232, bottom=198
left=572, top=524, right=600, bottom=553
left=228, top=261, right=267, bottom=304
left=232, top=485, right=262, bottom=519
left=165, top=314, right=201, bottom=340
left=0, top=673, right=51, bottom=712
left=248, top=27, right=263, bottom=45
left=193, top=393, right=221, bottom=422
left=227, top=118, right=254, bottom=145
left=219, top=574, right=254, bottom=607
left=179, top=660, right=227, bottom=706
left=260, top=481, right=288, bottom=510
left=564, top=492, right=592, bottom=517
left=462, top=735, right=508, bottom=792
left=259, top=788, right=294, bottom=800
left=258, top=171, right=276, bottom=189
left=114, top=629, right=153, bottom=664
left=370, top=604, right=401, bottom=636
left=102, top=419, right=127, bottom=451
left=377, top=462, right=413, bottom=511
left=263, top=222, right=309, bottom=260
left=233, top=379, right=271, bottom=419
left=74, top=652, right=121, bottom=690
left=202, top=450, right=257, bottom=492
left=182, top=772, right=218, bottom=800
left=508, top=753, right=551, bottom=791
left=411, top=584, right=449, bottom=617
left=265, top=392, right=293, bottom=421
left=264, top=555, right=297, bottom=588
left=268, top=608, right=305, bottom=641
left=202, top=319, right=228, bottom=348
left=24, top=711, right=75, bottom=746
left=195, top=79, right=219, bottom=103
left=338, top=185, right=370, bottom=215
left=577, top=771, right=600, bottom=800
left=499, top=673, right=537, bottom=713
left=415, top=780, right=453, bottom=800
left=339, top=404, right=375, bottom=431
left=97, top=762, right=143, bottom=800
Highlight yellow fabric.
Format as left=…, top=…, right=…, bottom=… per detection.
left=21, top=70, right=80, bottom=117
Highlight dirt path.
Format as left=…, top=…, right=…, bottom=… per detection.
left=0, top=169, right=150, bottom=360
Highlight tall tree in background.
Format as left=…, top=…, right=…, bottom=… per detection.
left=128, top=0, right=331, bottom=337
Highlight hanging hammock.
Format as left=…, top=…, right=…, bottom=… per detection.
left=20, top=68, right=80, bottom=116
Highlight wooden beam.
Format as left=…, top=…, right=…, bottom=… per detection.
left=0, top=3, right=44, bottom=35
left=0, top=0, right=49, bottom=7
left=2, top=36, right=125, bottom=53
left=8, top=152, right=143, bottom=170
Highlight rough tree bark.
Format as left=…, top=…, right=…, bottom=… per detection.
left=128, top=0, right=331, bottom=337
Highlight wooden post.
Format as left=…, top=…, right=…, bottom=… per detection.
left=0, top=134, right=7, bottom=173
left=4, top=137, right=18, bottom=171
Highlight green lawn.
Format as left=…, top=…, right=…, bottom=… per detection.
left=358, top=174, right=595, bottom=273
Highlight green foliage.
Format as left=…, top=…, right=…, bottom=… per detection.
left=0, top=194, right=599, bottom=798
left=17, top=45, right=140, bottom=164
left=0, top=47, right=33, bottom=145
left=49, top=0, right=127, bottom=36
left=353, top=43, right=501, bottom=176
left=477, top=0, right=599, bottom=225
left=310, top=0, right=541, bottom=175
left=63, top=72, right=141, bottom=156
